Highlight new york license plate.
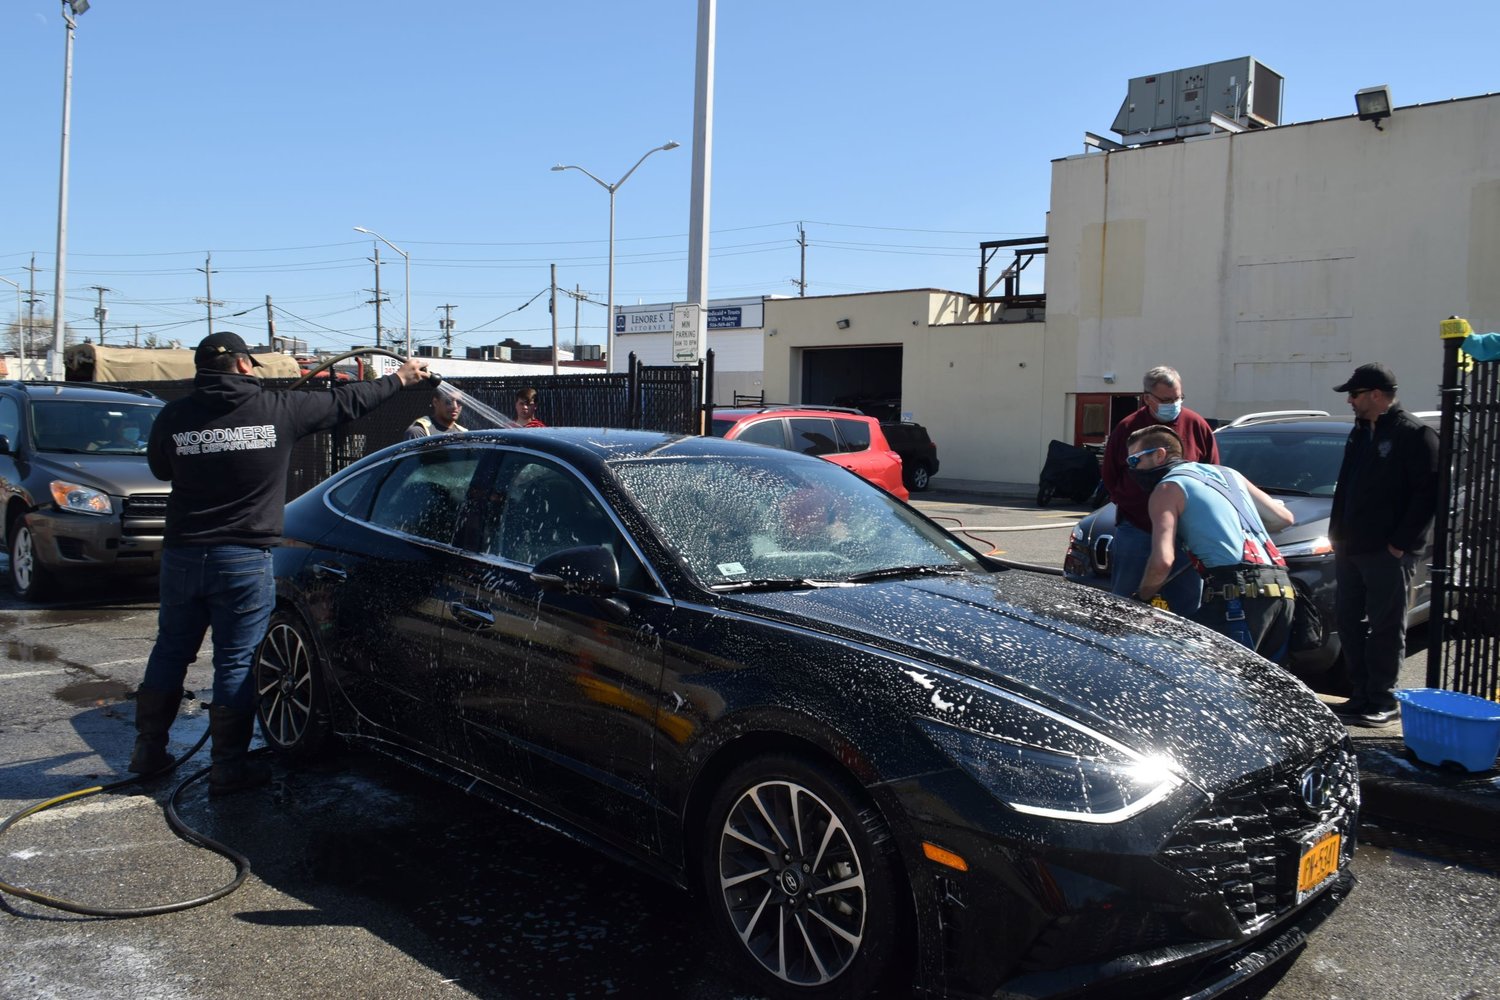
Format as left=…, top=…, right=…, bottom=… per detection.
left=1296, top=828, right=1342, bottom=898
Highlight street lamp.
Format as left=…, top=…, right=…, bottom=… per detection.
left=52, top=0, right=90, bottom=381
left=0, top=276, right=21, bottom=379
left=552, top=140, right=679, bottom=371
left=352, top=227, right=410, bottom=356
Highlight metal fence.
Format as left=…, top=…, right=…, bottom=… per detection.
left=117, top=352, right=707, bottom=501
left=1426, top=320, right=1500, bottom=698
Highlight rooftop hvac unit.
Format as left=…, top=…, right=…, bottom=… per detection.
left=1112, top=57, right=1282, bottom=143
left=576, top=344, right=602, bottom=361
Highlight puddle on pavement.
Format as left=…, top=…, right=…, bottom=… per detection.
left=54, top=678, right=133, bottom=707
left=2, top=639, right=60, bottom=663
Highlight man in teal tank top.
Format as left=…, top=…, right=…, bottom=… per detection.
left=1127, top=425, right=1297, bottom=658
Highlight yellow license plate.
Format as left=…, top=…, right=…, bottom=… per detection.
left=1297, top=830, right=1342, bottom=893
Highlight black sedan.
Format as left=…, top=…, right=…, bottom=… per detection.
left=257, top=428, right=1356, bottom=999
left=1065, top=414, right=1434, bottom=685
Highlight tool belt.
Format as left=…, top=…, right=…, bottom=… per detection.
left=1200, top=567, right=1295, bottom=603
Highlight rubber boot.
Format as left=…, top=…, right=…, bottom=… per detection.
left=129, top=687, right=182, bottom=775
left=207, top=704, right=271, bottom=797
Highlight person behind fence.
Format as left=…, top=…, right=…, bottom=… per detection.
left=405, top=387, right=465, bottom=438
left=1127, top=425, right=1297, bottom=658
left=1101, top=365, right=1220, bottom=614
left=515, top=386, right=546, bottom=427
left=1327, top=362, right=1440, bottom=727
left=131, top=331, right=433, bottom=794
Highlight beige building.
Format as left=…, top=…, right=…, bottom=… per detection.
left=756, top=91, right=1500, bottom=491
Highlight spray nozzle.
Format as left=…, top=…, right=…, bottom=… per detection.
left=428, top=371, right=443, bottom=387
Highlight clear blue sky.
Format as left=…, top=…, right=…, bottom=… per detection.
left=3, top=1, right=1496, bottom=356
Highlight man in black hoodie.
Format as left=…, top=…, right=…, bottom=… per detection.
left=130, top=332, right=432, bottom=793
left=1328, top=362, right=1439, bottom=727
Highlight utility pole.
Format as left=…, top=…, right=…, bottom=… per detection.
left=90, top=284, right=109, bottom=344
left=134, top=324, right=140, bottom=348
left=797, top=223, right=808, bottom=297
left=574, top=283, right=582, bottom=355
left=26, top=254, right=41, bottom=365
left=265, top=294, right=277, bottom=351
left=438, top=303, right=457, bottom=358
left=195, top=252, right=222, bottom=335
left=364, top=246, right=389, bottom=349
left=550, top=264, right=559, bottom=376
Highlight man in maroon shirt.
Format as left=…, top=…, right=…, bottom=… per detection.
left=1100, top=365, right=1219, bottom=613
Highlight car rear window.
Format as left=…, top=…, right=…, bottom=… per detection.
left=835, top=418, right=870, bottom=452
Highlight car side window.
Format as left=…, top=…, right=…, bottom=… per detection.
left=735, top=418, right=787, bottom=449
left=0, top=397, right=19, bottom=450
left=789, top=418, right=839, bottom=456
left=835, top=418, right=870, bottom=453
left=366, top=449, right=482, bottom=544
left=491, top=456, right=647, bottom=590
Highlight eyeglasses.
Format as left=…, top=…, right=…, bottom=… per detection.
left=1145, top=392, right=1183, bottom=405
left=1125, top=447, right=1163, bottom=468
left=1346, top=388, right=1371, bottom=399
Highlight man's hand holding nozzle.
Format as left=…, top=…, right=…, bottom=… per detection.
left=395, top=357, right=433, bottom=387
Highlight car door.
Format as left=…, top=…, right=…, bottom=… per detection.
left=307, top=446, right=489, bottom=754
left=438, top=451, right=673, bottom=850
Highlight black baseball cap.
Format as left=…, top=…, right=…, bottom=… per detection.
left=194, top=331, right=263, bottom=368
left=1333, top=362, right=1397, bottom=394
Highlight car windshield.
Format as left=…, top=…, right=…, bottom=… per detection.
left=28, top=399, right=159, bottom=455
left=609, top=452, right=981, bottom=588
left=1216, top=430, right=1347, bottom=496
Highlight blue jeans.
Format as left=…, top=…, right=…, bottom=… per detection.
left=142, top=546, right=274, bottom=714
left=1109, top=520, right=1204, bottom=615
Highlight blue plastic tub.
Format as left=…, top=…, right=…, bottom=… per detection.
left=1394, top=688, right=1500, bottom=773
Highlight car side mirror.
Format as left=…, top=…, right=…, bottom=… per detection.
left=530, top=545, right=621, bottom=598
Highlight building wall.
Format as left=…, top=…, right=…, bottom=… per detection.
left=762, top=291, right=1050, bottom=485
left=1047, top=94, right=1500, bottom=431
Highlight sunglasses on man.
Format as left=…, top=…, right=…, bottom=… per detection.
left=1125, top=446, right=1164, bottom=468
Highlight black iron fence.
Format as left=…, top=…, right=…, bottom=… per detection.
left=118, top=352, right=708, bottom=501
left=1427, top=319, right=1500, bottom=698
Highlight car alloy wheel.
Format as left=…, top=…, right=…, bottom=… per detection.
left=704, top=755, right=908, bottom=996
left=909, top=464, right=931, bottom=492
left=255, top=610, right=329, bottom=759
left=7, top=517, right=51, bottom=601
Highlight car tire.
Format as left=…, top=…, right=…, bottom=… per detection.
left=1036, top=484, right=1055, bottom=507
left=701, top=753, right=911, bottom=998
left=7, top=514, right=52, bottom=602
left=906, top=463, right=931, bottom=492
left=255, top=609, right=332, bottom=760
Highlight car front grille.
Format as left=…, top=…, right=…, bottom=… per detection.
left=1160, top=743, right=1358, bottom=933
left=122, top=493, right=169, bottom=536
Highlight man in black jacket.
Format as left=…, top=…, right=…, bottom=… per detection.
left=1328, top=362, right=1439, bottom=727
left=130, top=332, right=432, bottom=793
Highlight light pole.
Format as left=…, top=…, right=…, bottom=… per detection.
left=552, top=140, right=679, bottom=371
left=52, top=0, right=90, bottom=381
left=0, top=276, right=21, bottom=379
left=353, top=227, right=410, bottom=356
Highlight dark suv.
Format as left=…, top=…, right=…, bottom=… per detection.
left=880, top=421, right=939, bottom=491
left=0, top=381, right=168, bottom=600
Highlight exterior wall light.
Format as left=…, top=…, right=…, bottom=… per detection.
left=835, top=318, right=851, bottom=330
left=1355, top=85, right=1393, bottom=130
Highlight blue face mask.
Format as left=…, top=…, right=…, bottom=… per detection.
left=1153, top=400, right=1182, bottom=422
left=121, top=427, right=140, bottom=443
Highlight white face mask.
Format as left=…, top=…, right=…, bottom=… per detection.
left=120, top=427, right=140, bottom=443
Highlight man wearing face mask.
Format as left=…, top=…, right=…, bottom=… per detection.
left=1128, top=426, right=1296, bottom=656
left=1100, top=366, right=1219, bottom=613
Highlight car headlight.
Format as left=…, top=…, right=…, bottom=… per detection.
left=1070, top=525, right=1085, bottom=543
left=919, top=698, right=1182, bottom=824
left=1277, top=535, right=1333, bottom=558
left=49, top=480, right=113, bottom=515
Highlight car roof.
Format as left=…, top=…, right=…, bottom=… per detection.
left=1218, top=416, right=1353, bottom=434
left=380, top=426, right=763, bottom=466
left=712, top=407, right=872, bottom=421
left=0, top=381, right=162, bottom=404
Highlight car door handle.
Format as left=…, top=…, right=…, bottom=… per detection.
left=312, top=562, right=348, bottom=581
left=450, top=602, right=496, bottom=628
